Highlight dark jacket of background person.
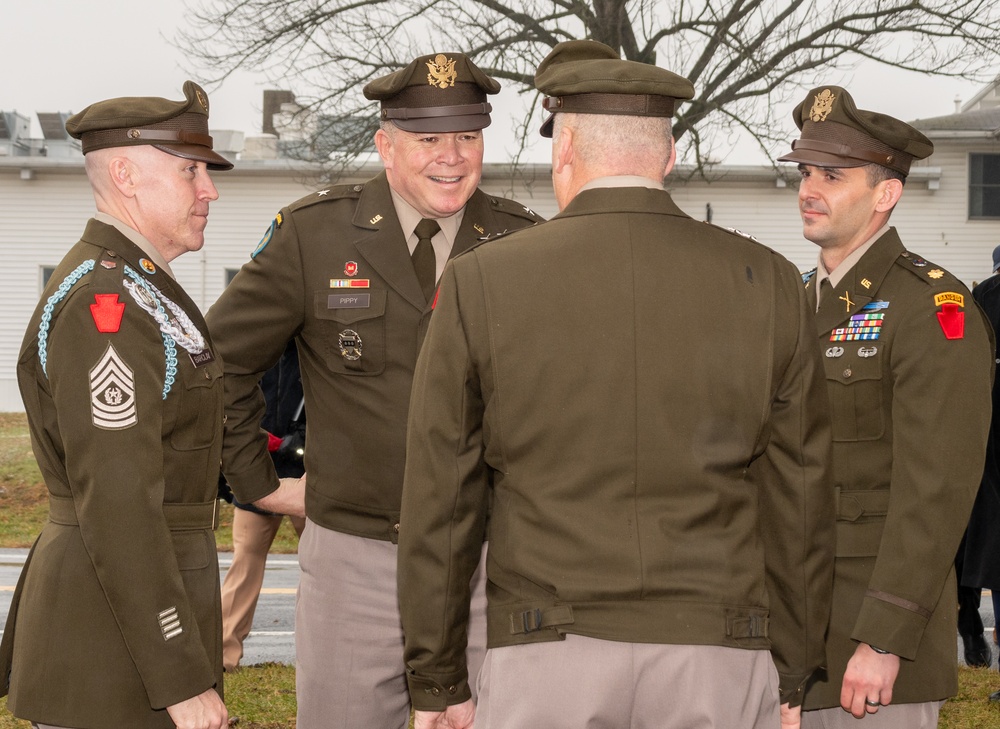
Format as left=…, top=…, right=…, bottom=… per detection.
left=961, top=273, right=1000, bottom=592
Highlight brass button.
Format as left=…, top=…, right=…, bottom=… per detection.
left=431, top=687, right=441, bottom=696
left=843, top=368, right=852, bottom=378
left=393, top=523, right=400, bottom=533
left=448, top=685, right=457, bottom=695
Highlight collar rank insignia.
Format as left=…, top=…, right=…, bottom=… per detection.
left=426, top=54, right=457, bottom=89
left=935, top=292, right=965, bottom=340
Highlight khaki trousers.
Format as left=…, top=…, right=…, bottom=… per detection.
left=295, top=520, right=488, bottom=729
left=474, top=634, right=780, bottom=729
left=220, top=507, right=305, bottom=671
left=802, top=701, right=943, bottom=729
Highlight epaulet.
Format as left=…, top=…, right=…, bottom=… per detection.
left=802, top=268, right=817, bottom=284
left=896, top=250, right=959, bottom=286
left=486, top=196, right=545, bottom=223
left=707, top=222, right=760, bottom=243
left=287, top=183, right=363, bottom=213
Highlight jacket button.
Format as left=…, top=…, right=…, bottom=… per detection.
left=431, top=687, right=441, bottom=696
left=448, top=685, right=457, bottom=694
left=393, top=523, right=400, bottom=533
left=843, top=368, right=852, bottom=378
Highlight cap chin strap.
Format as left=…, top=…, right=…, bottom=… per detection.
left=542, top=93, right=676, bottom=118
left=126, top=128, right=214, bottom=147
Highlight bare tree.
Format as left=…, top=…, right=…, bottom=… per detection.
left=176, top=0, right=1000, bottom=170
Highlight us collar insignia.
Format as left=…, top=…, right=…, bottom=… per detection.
left=473, top=224, right=485, bottom=235
left=426, top=54, right=457, bottom=89
left=139, top=258, right=156, bottom=274
left=809, top=89, right=836, bottom=122
left=370, top=214, right=383, bottom=225
left=861, top=278, right=872, bottom=289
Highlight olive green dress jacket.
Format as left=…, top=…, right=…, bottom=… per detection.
left=206, top=172, right=542, bottom=540
left=398, top=186, right=836, bottom=710
left=0, top=220, right=224, bottom=728
left=802, top=230, right=994, bottom=709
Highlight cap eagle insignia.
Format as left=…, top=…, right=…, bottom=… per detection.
left=426, top=54, right=458, bottom=89
left=809, top=89, right=836, bottom=122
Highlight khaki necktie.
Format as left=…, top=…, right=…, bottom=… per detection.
left=412, top=218, right=440, bottom=303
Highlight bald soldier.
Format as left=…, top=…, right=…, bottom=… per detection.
left=398, top=40, right=835, bottom=729
left=206, top=52, right=542, bottom=728
left=0, top=82, right=232, bottom=729
left=778, top=88, right=994, bottom=728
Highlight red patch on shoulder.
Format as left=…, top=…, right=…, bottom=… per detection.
left=936, top=302, right=965, bottom=340
left=90, top=294, right=125, bottom=333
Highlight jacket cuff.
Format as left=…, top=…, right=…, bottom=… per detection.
left=852, top=592, right=930, bottom=660
left=405, top=670, right=471, bottom=712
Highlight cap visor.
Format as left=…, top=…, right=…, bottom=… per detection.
left=154, top=143, right=234, bottom=171
left=777, top=148, right=867, bottom=169
left=391, top=114, right=492, bottom=133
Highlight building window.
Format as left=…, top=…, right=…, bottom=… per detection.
left=41, top=265, right=56, bottom=291
left=970, top=153, right=1000, bottom=219
left=225, top=268, right=240, bottom=286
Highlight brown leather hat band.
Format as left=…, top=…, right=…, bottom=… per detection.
left=542, top=93, right=675, bottom=118
left=791, top=138, right=895, bottom=168
left=125, top=128, right=214, bottom=147
left=381, top=102, right=492, bottom=121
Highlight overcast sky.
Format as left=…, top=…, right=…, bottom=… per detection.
left=3, top=1, right=990, bottom=165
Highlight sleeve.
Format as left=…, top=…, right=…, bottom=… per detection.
left=850, top=284, right=994, bottom=658
left=46, top=282, right=215, bottom=709
left=206, top=210, right=307, bottom=504
left=754, top=258, right=836, bottom=706
left=397, top=258, right=491, bottom=711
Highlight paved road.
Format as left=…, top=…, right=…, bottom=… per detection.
left=3, top=548, right=1000, bottom=671
left=0, top=549, right=298, bottom=666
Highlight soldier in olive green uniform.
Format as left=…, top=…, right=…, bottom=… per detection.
left=0, top=83, right=232, bottom=729
left=206, top=53, right=542, bottom=728
left=778, top=88, right=995, bottom=728
left=398, top=40, right=835, bottom=729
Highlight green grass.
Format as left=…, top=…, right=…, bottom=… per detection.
left=1, top=412, right=999, bottom=727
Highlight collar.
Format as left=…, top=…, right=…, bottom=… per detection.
left=94, top=212, right=175, bottom=279
left=579, top=175, right=664, bottom=193
left=816, top=223, right=890, bottom=290
left=387, top=186, right=465, bottom=248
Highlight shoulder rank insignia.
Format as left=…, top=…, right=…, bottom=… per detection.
left=935, top=292, right=965, bottom=340
left=927, top=269, right=944, bottom=279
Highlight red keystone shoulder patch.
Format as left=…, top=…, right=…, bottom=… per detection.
left=90, top=294, right=125, bottom=333
left=936, top=302, right=964, bottom=340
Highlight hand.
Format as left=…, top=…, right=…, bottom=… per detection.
left=414, top=700, right=475, bottom=729
left=166, top=688, right=227, bottom=729
left=840, top=642, right=900, bottom=718
left=780, top=702, right=800, bottom=729
left=253, top=474, right=306, bottom=518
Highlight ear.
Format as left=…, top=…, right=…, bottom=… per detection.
left=107, top=156, right=137, bottom=199
left=874, top=178, right=903, bottom=213
left=552, top=125, right=574, bottom=175
left=663, top=138, right=678, bottom=178
left=374, top=128, right=393, bottom=167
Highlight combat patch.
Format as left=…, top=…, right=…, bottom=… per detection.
left=252, top=216, right=278, bottom=259
left=90, top=294, right=125, bottom=333
left=89, top=343, right=137, bottom=430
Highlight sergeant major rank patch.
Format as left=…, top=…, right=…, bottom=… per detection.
left=89, top=344, right=137, bottom=430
